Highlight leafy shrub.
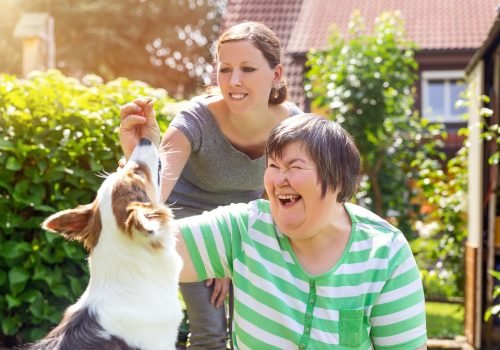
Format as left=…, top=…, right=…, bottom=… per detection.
left=0, top=70, right=178, bottom=345
left=485, top=270, right=500, bottom=321
left=306, top=11, right=446, bottom=235
left=305, top=11, right=469, bottom=299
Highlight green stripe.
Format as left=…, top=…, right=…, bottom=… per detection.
left=375, top=334, right=427, bottom=350
left=181, top=225, right=208, bottom=280
left=235, top=299, right=301, bottom=345
left=371, top=289, right=425, bottom=317
left=371, top=312, right=426, bottom=337
left=199, top=222, right=225, bottom=277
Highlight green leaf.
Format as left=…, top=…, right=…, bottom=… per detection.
left=8, top=266, right=30, bottom=294
left=20, top=289, right=43, bottom=303
left=1, top=317, right=19, bottom=335
left=51, top=284, right=69, bottom=298
left=5, top=294, right=21, bottom=309
left=6, top=156, right=22, bottom=171
left=0, top=241, right=31, bottom=259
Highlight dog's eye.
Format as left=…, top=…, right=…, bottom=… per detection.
left=157, top=160, right=162, bottom=185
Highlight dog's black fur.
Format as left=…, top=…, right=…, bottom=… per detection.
left=26, top=308, right=140, bottom=350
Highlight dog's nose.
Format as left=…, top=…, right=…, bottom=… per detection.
left=139, top=138, right=152, bottom=146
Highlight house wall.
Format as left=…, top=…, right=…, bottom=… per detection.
left=415, top=49, right=476, bottom=116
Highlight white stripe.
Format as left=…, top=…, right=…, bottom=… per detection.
left=234, top=313, right=298, bottom=349
left=310, top=327, right=339, bottom=345
left=191, top=224, right=215, bottom=278
left=235, top=260, right=307, bottom=314
left=249, top=204, right=284, bottom=238
left=375, top=279, right=422, bottom=305
left=356, top=219, right=396, bottom=233
left=235, top=286, right=304, bottom=333
left=388, top=234, right=406, bottom=260
left=392, top=255, right=416, bottom=278
left=313, top=306, right=339, bottom=321
left=357, top=222, right=395, bottom=234
left=371, top=301, right=425, bottom=326
left=258, top=212, right=274, bottom=225
left=349, top=238, right=373, bottom=252
left=317, top=281, right=385, bottom=298
left=208, top=219, right=231, bottom=277
left=243, top=242, right=310, bottom=292
left=282, top=250, right=294, bottom=264
left=248, top=227, right=281, bottom=252
left=372, top=323, right=427, bottom=346
left=336, top=258, right=388, bottom=274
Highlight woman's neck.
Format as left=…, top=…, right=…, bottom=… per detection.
left=289, top=204, right=352, bottom=276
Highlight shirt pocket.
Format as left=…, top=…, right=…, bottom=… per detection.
left=338, top=309, right=369, bottom=348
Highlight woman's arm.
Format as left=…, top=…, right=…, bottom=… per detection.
left=159, top=126, right=191, bottom=203
left=175, top=224, right=198, bottom=283
left=119, top=98, right=192, bottom=203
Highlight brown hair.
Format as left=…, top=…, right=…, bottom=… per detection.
left=266, top=114, right=361, bottom=202
left=216, top=21, right=287, bottom=104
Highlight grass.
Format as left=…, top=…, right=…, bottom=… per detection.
left=426, top=301, right=464, bottom=339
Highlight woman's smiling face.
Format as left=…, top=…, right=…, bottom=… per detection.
left=264, top=142, right=339, bottom=240
left=216, top=40, right=280, bottom=114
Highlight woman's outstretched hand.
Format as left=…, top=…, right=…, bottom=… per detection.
left=119, top=97, right=161, bottom=160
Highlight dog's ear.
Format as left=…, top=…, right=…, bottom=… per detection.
left=125, top=203, right=170, bottom=236
left=42, top=202, right=102, bottom=250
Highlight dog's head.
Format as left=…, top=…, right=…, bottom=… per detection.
left=42, top=138, right=172, bottom=251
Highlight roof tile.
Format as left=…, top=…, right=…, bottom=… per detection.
left=287, top=0, right=499, bottom=52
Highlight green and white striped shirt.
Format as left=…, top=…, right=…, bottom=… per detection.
left=179, top=199, right=427, bottom=349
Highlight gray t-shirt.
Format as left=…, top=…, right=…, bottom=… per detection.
left=168, top=96, right=303, bottom=218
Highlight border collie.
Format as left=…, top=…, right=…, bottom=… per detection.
left=28, top=138, right=183, bottom=350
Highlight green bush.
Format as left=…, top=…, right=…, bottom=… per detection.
left=0, top=70, right=178, bottom=345
left=305, top=11, right=446, bottom=235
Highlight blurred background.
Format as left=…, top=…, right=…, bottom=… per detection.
left=0, top=0, right=226, bottom=98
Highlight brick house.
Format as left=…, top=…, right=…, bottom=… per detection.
left=222, top=0, right=499, bottom=151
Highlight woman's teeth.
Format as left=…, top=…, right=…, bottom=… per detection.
left=277, top=194, right=301, bottom=206
left=230, top=93, right=246, bottom=100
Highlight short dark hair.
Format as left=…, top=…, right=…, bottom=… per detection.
left=216, top=21, right=287, bottom=104
left=265, top=114, right=361, bottom=202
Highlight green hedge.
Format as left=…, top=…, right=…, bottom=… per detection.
left=0, top=70, right=178, bottom=345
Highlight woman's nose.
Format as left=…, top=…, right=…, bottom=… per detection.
left=274, top=169, right=288, bottom=186
left=230, top=71, right=242, bottom=87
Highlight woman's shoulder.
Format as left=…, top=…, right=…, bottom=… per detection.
left=173, top=95, right=222, bottom=123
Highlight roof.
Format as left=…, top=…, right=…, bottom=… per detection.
left=223, top=0, right=303, bottom=48
left=466, top=13, right=500, bottom=74
left=223, top=0, right=499, bottom=53
left=221, top=0, right=499, bottom=109
left=13, top=12, right=51, bottom=38
left=287, top=0, right=500, bottom=53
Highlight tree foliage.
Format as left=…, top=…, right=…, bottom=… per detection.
left=306, top=11, right=445, bottom=234
left=0, top=0, right=225, bottom=98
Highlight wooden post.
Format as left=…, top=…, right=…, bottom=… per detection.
left=13, top=12, right=55, bottom=77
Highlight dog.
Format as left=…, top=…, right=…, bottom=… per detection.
left=28, top=138, right=183, bottom=350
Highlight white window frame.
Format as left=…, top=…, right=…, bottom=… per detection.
left=421, top=70, right=467, bottom=123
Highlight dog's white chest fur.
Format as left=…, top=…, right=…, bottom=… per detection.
left=83, top=223, right=183, bottom=350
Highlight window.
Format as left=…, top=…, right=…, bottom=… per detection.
left=421, top=70, right=467, bottom=123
